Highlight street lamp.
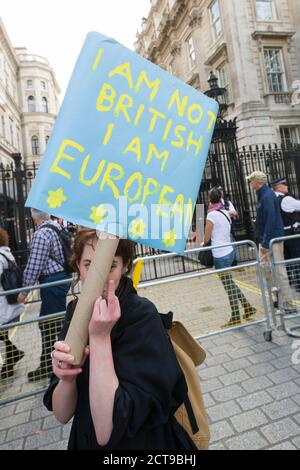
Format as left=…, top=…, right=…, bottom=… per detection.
left=205, top=71, right=228, bottom=118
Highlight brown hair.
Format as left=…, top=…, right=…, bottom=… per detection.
left=70, top=229, right=136, bottom=298
left=208, top=187, right=222, bottom=204
left=0, top=228, right=9, bottom=247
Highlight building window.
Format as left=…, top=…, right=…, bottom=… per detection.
left=27, top=80, right=33, bottom=89
left=28, top=96, right=36, bottom=112
left=280, top=127, right=299, bottom=147
left=210, top=0, right=222, bottom=40
left=187, top=36, right=196, bottom=68
left=45, top=135, right=50, bottom=145
left=17, top=128, right=20, bottom=150
left=264, top=49, right=286, bottom=93
left=10, top=120, right=14, bottom=146
left=41, top=97, right=48, bottom=113
left=1, top=116, right=5, bottom=138
left=31, top=135, right=39, bottom=155
left=218, top=64, right=230, bottom=104
left=41, top=81, right=46, bottom=90
left=256, top=0, right=275, bottom=21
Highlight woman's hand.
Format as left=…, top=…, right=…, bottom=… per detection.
left=88, top=280, right=121, bottom=339
left=51, top=341, right=89, bottom=382
left=17, top=293, right=27, bottom=304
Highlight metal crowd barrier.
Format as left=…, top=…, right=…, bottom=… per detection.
left=268, top=234, right=300, bottom=338
left=0, top=277, right=75, bottom=405
left=136, top=240, right=271, bottom=342
left=0, top=240, right=272, bottom=406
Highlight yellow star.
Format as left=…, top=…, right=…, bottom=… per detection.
left=89, top=205, right=108, bottom=225
left=47, top=188, right=68, bottom=209
left=128, top=219, right=147, bottom=240
left=162, top=229, right=177, bottom=248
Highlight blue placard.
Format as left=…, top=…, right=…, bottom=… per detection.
left=26, top=32, right=218, bottom=254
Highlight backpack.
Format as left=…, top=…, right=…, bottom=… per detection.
left=42, top=224, right=74, bottom=274
left=0, top=253, right=23, bottom=305
left=160, top=312, right=210, bottom=450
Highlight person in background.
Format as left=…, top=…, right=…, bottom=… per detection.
left=271, top=177, right=300, bottom=293
left=17, top=209, right=71, bottom=382
left=218, top=186, right=238, bottom=259
left=43, top=229, right=197, bottom=450
left=218, top=186, right=238, bottom=220
left=247, top=171, right=296, bottom=313
left=0, top=228, right=24, bottom=380
left=203, top=188, right=256, bottom=328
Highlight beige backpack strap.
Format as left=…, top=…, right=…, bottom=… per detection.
left=169, top=321, right=206, bottom=366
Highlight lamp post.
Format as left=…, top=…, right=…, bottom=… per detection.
left=203, top=72, right=255, bottom=240
left=205, top=71, right=228, bottom=119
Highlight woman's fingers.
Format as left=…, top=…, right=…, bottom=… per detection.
left=100, top=298, right=108, bottom=314
left=107, top=280, right=119, bottom=319
left=52, top=350, right=74, bottom=364
left=53, top=341, right=70, bottom=353
left=107, top=280, right=115, bottom=305
left=89, top=286, right=120, bottom=337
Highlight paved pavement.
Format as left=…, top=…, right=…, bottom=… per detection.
left=0, top=268, right=267, bottom=404
left=138, top=266, right=267, bottom=338
left=1, top=257, right=300, bottom=450
left=0, top=321, right=300, bottom=450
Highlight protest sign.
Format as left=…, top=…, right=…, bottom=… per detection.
left=25, top=32, right=218, bottom=363
left=26, top=31, right=218, bottom=254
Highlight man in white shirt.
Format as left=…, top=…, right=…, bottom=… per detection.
left=271, top=177, right=300, bottom=292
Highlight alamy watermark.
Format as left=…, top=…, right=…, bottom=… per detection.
left=93, top=197, right=205, bottom=245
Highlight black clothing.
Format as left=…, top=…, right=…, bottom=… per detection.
left=275, top=193, right=300, bottom=292
left=284, top=236, right=300, bottom=292
left=277, top=194, right=300, bottom=231
left=43, top=278, right=196, bottom=450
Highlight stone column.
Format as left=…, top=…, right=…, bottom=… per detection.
left=188, top=6, right=204, bottom=90
left=170, top=38, right=182, bottom=78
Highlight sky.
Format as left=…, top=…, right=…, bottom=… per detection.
left=0, top=0, right=151, bottom=97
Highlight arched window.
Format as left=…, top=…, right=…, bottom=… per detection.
left=45, top=135, right=50, bottom=145
left=28, top=96, right=36, bottom=113
left=41, top=97, right=48, bottom=113
left=31, top=135, right=39, bottom=155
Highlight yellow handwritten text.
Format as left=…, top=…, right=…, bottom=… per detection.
left=95, top=83, right=215, bottom=162
left=51, top=138, right=192, bottom=224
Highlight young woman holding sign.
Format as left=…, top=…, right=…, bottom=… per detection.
left=43, top=229, right=196, bottom=450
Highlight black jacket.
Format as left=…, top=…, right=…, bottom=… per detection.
left=43, top=278, right=196, bottom=450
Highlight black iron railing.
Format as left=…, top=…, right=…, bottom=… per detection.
left=1, top=143, right=300, bottom=278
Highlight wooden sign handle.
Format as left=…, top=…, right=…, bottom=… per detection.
left=65, top=234, right=119, bottom=365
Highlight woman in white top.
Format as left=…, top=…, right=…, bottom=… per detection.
left=0, top=228, right=24, bottom=380
left=204, top=188, right=256, bottom=328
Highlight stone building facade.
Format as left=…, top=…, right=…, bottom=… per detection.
left=135, top=0, right=300, bottom=147
left=0, top=18, right=60, bottom=166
